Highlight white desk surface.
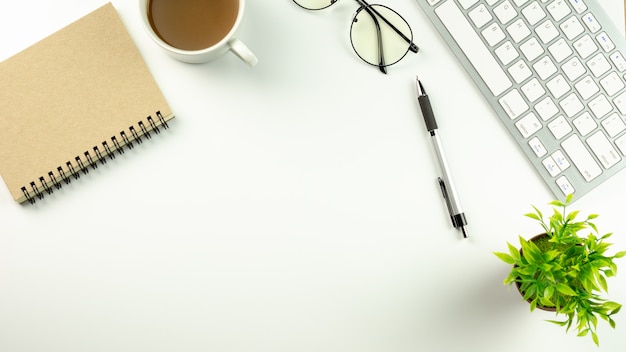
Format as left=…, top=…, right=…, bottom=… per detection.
left=1, top=1, right=626, bottom=351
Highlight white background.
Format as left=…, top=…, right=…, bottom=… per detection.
left=1, top=0, right=626, bottom=351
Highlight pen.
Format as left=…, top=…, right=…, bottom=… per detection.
left=415, top=76, right=468, bottom=238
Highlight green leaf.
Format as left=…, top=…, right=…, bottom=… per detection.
left=544, top=270, right=556, bottom=284
left=525, top=212, right=542, bottom=221
left=592, top=331, right=599, bottom=346
left=595, top=242, right=611, bottom=254
left=555, top=284, right=577, bottom=296
left=529, top=299, right=537, bottom=311
left=547, top=319, right=568, bottom=326
left=614, top=251, right=626, bottom=258
left=549, top=199, right=565, bottom=207
left=530, top=205, right=543, bottom=219
left=566, top=210, right=580, bottom=222
left=516, top=267, right=536, bottom=276
left=590, top=314, right=598, bottom=329
left=604, top=301, right=622, bottom=314
left=508, top=242, right=521, bottom=262
left=545, top=250, right=560, bottom=261
left=494, top=252, right=516, bottom=264
left=544, top=285, right=555, bottom=300
left=611, top=305, right=622, bottom=315
left=550, top=209, right=563, bottom=224
left=597, top=274, right=608, bottom=292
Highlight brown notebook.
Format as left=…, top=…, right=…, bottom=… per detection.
left=0, top=3, right=174, bottom=204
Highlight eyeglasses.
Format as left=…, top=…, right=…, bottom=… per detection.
left=292, top=0, right=419, bottom=74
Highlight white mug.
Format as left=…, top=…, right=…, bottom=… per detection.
left=139, top=0, right=257, bottom=66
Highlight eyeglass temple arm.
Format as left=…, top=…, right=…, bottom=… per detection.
left=354, top=0, right=419, bottom=53
left=360, top=5, right=387, bottom=73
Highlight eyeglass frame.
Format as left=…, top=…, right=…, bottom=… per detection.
left=293, top=0, right=419, bottom=73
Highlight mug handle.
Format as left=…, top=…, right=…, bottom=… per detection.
left=228, top=38, right=258, bottom=67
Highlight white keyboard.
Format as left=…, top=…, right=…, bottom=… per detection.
left=417, top=0, right=626, bottom=201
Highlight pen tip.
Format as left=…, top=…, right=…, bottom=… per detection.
left=415, top=76, right=425, bottom=96
left=461, top=226, right=468, bottom=238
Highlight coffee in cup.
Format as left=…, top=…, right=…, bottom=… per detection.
left=139, top=0, right=257, bottom=66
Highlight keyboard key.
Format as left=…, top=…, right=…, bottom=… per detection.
left=543, top=156, right=561, bottom=176
left=560, top=93, right=584, bottom=117
left=516, top=112, right=542, bottom=138
left=535, top=96, right=559, bottom=120
left=568, top=0, right=587, bottom=13
left=586, top=53, right=611, bottom=77
left=547, top=0, right=572, bottom=21
left=562, top=57, right=586, bottom=80
left=601, top=113, right=626, bottom=137
left=536, top=20, right=559, bottom=43
left=556, top=176, right=575, bottom=195
left=533, top=56, right=557, bottom=79
left=522, top=78, right=545, bottom=101
left=588, top=94, right=611, bottom=118
left=499, top=89, right=529, bottom=119
left=582, top=13, right=601, bottom=33
left=494, top=0, right=518, bottom=24
left=599, top=72, right=625, bottom=96
left=548, top=115, right=572, bottom=139
left=522, top=1, right=547, bottom=25
left=609, top=51, right=626, bottom=71
left=548, top=38, right=574, bottom=62
left=507, top=19, right=531, bottom=43
left=546, top=74, right=570, bottom=98
left=552, top=150, right=571, bottom=170
left=482, top=23, right=506, bottom=46
left=561, top=16, right=585, bottom=40
left=573, top=112, right=597, bottom=135
left=495, top=41, right=520, bottom=65
left=468, top=4, right=492, bottom=28
left=574, top=34, right=598, bottom=59
left=574, top=75, right=599, bottom=99
left=587, top=131, right=621, bottom=169
left=508, top=60, right=533, bottom=83
left=562, top=134, right=602, bottom=181
left=435, top=1, right=512, bottom=95
left=529, top=136, right=548, bottom=156
left=596, top=32, right=615, bottom=52
left=520, top=37, right=544, bottom=61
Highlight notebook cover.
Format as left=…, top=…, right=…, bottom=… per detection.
left=0, top=3, right=173, bottom=204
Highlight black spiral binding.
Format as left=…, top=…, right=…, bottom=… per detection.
left=19, top=111, right=170, bottom=204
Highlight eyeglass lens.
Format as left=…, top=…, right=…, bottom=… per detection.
left=350, top=5, right=412, bottom=69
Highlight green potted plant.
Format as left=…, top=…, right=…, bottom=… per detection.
left=494, top=195, right=625, bottom=346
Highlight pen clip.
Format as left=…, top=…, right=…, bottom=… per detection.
left=438, top=177, right=469, bottom=238
left=437, top=177, right=455, bottom=226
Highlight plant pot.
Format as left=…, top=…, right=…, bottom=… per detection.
left=515, top=233, right=556, bottom=312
